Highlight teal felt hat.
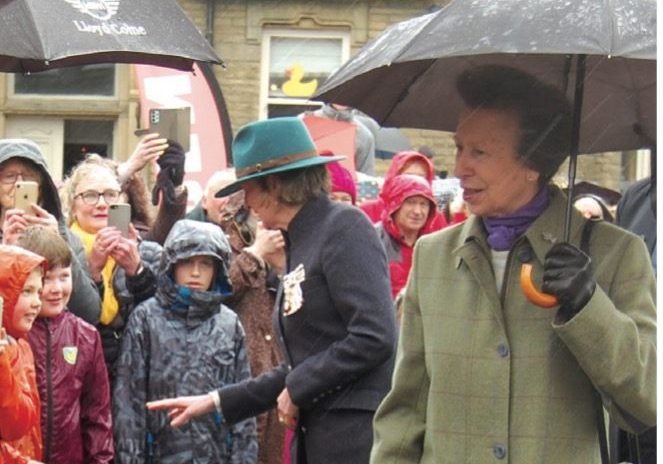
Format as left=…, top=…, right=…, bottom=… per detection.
left=215, top=117, right=345, bottom=197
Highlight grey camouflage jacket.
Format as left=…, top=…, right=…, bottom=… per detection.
left=113, top=220, right=257, bottom=463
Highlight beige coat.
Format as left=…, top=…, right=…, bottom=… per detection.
left=371, top=186, right=656, bottom=463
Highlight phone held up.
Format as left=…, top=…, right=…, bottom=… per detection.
left=135, top=107, right=191, bottom=152
left=14, top=181, right=39, bottom=214
left=107, top=203, right=131, bottom=239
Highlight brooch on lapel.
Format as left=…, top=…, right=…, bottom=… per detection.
left=282, top=263, right=305, bottom=316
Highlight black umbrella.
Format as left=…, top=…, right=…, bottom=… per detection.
left=375, top=127, right=411, bottom=159
left=0, top=0, right=223, bottom=73
left=315, top=0, right=656, bottom=312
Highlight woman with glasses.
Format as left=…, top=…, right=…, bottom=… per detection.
left=60, top=154, right=162, bottom=385
left=0, top=138, right=101, bottom=325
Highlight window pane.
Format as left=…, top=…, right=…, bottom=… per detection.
left=269, top=37, right=342, bottom=99
left=63, top=119, right=114, bottom=176
left=15, top=64, right=115, bottom=96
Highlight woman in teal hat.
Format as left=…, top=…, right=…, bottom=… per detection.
left=148, top=116, right=397, bottom=464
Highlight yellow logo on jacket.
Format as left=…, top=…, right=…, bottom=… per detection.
left=62, top=347, right=78, bottom=365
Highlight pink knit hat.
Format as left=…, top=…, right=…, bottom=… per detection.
left=322, top=151, right=357, bottom=205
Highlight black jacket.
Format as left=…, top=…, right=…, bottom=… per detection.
left=219, top=195, right=396, bottom=463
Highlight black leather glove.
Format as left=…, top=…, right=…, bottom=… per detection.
left=151, top=140, right=185, bottom=206
left=542, top=242, right=596, bottom=321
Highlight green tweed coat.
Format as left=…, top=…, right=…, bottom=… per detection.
left=371, top=186, right=656, bottom=464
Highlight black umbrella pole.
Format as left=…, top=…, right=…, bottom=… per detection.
left=563, top=54, right=587, bottom=242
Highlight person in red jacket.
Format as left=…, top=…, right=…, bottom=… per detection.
left=374, top=174, right=438, bottom=301
left=360, top=150, right=450, bottom=230
left=0, top=244, right=45, bottom=464
left=17, top=226, right=113, bottom=464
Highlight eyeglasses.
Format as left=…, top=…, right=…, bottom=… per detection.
left=74, top=189, right=121, bottom=205
left=0, top=171, right=40, bottom=185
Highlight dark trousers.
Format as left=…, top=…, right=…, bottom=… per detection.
left=292, top=409, right=375, bottom=464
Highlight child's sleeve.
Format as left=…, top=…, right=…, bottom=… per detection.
left=80, top=327, right=114, bottom=463
left=0, top=345, right=40, bottom=441
left=229, top=319, right=258, bottom=463
left=113, top=307, right=150, bottom=463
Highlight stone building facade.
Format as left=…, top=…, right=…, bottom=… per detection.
left=0, top=0, right=649, bottom=194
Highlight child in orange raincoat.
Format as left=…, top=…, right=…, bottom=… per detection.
left=0, top=245, right=46, bottom=464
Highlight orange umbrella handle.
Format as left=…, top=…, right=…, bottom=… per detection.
left=520, top=263, right=558, bottom=308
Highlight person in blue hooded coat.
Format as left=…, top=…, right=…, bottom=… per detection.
left=113, top=219, right=257, bottom=463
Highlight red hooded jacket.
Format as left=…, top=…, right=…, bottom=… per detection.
left=375, top=175, right=438, bottom=299
left=0, top=245, right=45, bottom=464
left=360, top=151, right=449, bottom=230
left=28, top=311, right=113, bottom=464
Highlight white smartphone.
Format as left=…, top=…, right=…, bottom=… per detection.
left=107, top=203, right=131, bottom=238
left=14, top=180, right=39, bottom=214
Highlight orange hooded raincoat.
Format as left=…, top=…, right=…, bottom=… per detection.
left=0, top=245, right=45, bottom=464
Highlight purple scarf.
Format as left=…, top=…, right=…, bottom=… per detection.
left=483, top=188, right=549, bottom=251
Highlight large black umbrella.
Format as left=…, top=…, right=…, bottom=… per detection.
left=315, top=0, right=656, bottom=312
left=0, top=0, right=222, bottom=72
left=316, top=0, right=655, bottom=155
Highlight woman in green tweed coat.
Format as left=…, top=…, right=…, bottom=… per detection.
left=370, top=65, right=656, bottom=464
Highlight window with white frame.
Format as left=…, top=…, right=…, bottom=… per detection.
left=261, top=29, right=350, bottom=119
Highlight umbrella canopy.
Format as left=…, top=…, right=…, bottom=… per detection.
left=315, top=0, right=656, bottom=155
left=0, top=0, right=223, bottom=73
left=375, top=127, right=411, bottom=159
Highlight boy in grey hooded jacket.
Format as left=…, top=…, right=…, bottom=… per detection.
left=113, top=219, right=257, bottom=463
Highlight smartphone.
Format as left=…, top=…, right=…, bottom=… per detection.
left=14, top=181, right=39, bottom=214
left=147, top=107, right=191, bottom=152
left=107, top=203, right=131, bottom=238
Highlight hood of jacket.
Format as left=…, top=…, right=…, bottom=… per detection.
left=384, top=150, right=436, bottom=187
left=0, top=139, right=63, bottom=222
left=380, top=174, right=437, bottom=242
left=0, top=245, right=45, bottom=339
left=156, top=219, right=233, bottom=322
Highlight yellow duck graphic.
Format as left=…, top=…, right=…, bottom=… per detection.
left=282, top=63, right=318, bottom=97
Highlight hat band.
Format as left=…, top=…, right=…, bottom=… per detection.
left=236, top=150, right=319, bottom=178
